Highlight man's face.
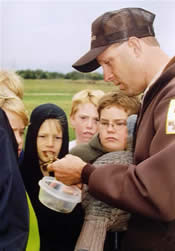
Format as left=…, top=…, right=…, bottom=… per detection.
left=4, top=109, right=25, bottom=156
left=37, top=119, right=63, bottom=163
left=99, top=105, right=128, bottom=152
left=70, top=102, right=99, bottom=144
left=97, top=39, right=147, bottom=96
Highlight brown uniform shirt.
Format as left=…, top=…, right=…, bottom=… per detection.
left=82, top=59, right=175, bottom=250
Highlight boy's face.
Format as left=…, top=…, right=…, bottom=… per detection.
left=70, top=102, right=99, bottom=144
left=37, top=119, right=63, bottom=163
left=99, top=105, right=128, bottom=152
left=4, top=109, right=25, bottom=157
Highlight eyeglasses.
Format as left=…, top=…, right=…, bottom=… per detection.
left=99, top=120, right=127, bottom=130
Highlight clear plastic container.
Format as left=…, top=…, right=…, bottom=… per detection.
left=38, top=176, right=82, bottom=213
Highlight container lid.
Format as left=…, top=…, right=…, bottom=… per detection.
left=38, top=176, right=82, bottom=203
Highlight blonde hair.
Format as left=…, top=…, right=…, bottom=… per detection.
left=0, top=94, right=29, bottom=126
left=0, top=70, right=24, bottom=99
left=70, top=89, right=104, bottom=117
left=98, top=91, right=140, bottom=117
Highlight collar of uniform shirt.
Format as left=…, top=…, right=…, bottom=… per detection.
left=141, top=62, right=170, bottom=104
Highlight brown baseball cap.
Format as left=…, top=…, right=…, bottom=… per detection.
left=72, top=7, right=155, bottom=73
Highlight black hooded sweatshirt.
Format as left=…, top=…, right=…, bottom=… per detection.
left=20, top=103, right=84, bottom=251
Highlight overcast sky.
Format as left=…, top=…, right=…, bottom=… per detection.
left=0, top=0, right=175, bottom=73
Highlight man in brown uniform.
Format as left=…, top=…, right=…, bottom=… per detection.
left=48, top=8, right=175, bottom=250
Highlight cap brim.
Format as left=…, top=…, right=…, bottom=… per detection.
left=72, top=45, right=108, bottom=73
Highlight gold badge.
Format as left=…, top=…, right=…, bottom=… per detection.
left=166, top=99, right=175, bottom=134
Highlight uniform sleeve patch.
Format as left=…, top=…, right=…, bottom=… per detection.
left=166, top=99, right=175, bottom=134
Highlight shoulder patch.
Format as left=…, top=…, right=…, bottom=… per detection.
left=166, top=99, right=175, bottom=134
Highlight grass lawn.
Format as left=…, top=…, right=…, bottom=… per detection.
left=23, top=78, right=116, bottom=140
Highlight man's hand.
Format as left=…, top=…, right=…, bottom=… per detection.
left=47, top=154, right=87, bottom=185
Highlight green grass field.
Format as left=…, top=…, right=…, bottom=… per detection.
left=23, top=78, right=116, bottom=140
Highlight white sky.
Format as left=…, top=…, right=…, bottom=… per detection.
left=0, top=0, right=175, bottom=73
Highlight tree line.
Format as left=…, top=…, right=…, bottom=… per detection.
left=16, top=69, right=103, bottom=80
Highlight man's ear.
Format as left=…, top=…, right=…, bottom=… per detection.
left=127, top=36, right=142, bottom=57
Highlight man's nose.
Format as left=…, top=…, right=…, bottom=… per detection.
left=103, top=68, right=114, bottom=82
